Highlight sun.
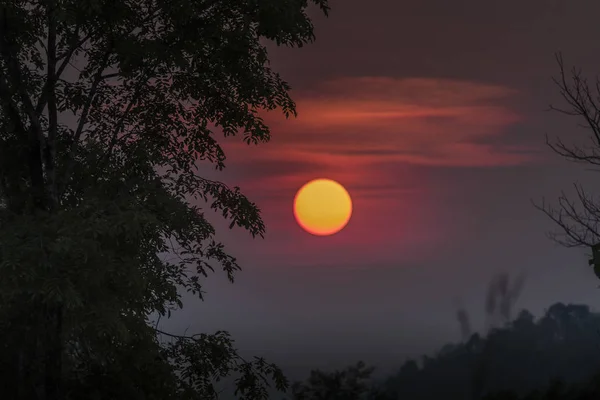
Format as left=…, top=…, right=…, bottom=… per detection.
left=293, top=179, right=353, bottom=236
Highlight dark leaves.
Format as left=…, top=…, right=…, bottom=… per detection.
left=0, top=0, right=330, bottom=398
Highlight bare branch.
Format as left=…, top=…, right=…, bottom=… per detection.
left=540, top=54, right=600, bottom=252
left=545, top=134, right=600, bottom=166
left=155, top=328, right=203, bottom=341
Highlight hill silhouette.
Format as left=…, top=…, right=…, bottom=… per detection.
left=289, top=299, right=600, bottom=399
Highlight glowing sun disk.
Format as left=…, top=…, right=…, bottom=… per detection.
left=293, top=179, right=352, bottom=236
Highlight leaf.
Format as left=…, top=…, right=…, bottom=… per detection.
left=0, top=0, right=331, bottom=397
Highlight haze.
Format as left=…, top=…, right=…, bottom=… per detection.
left=160, top=0, right=600, bottom=382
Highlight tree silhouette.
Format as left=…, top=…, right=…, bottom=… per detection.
left=471, top=52, right=600, bottom=400
left=0, top=0, right=330, bottom=398
left=377, top=302, right=600, bottom=400
left=289, top=361, right=393, bottom=400
left=534, top=53, right=600, bottom=277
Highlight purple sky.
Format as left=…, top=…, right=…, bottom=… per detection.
left=161, top=0, right=600, bottom=380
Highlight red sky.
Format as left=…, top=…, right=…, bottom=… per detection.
left=219, top=76, right=531, bottom=262
left=165, top=0, right=600, bottom=379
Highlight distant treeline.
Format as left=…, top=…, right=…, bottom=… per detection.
left=289, top=302, right=600, bottom=400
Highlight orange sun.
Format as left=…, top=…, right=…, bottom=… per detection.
left=293, top=179, right=353, bottom=236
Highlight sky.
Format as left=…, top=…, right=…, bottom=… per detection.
left=161, top=0, right=600, bottom=381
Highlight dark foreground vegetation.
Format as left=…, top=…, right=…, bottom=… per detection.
left=2, top=0, right=600, bottom=399
left=289, top=300, right=600, bottom=400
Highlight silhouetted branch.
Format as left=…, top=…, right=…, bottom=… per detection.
left=538, top=53, right=600, bottom=250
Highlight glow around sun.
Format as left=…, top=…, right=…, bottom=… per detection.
left=293, top=179, right=353, bottom=236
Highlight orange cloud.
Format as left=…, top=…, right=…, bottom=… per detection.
left=220, top=77, right=535, bottom=191
left=260, top=77, right=527, bottom=163
left=223, top=77, right=531, bottom=165
left=206, top=77, right=536, bottom=258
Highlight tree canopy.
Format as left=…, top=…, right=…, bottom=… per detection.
left=378, top=303, right=600, bottom=399
left=0, top=0, right=330, bottom=398
left=290, top=302, right=600, bottom=400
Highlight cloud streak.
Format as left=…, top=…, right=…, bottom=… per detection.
left=259, top=77, right=530, bottom=166
left=223, top=76, right=534, bottom=188
left=212, top=77, right=536, bottom=260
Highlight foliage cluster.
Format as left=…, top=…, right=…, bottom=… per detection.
left=0, top=0, right=329, bottom=398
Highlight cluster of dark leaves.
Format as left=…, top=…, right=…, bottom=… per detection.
left=0, top=0, right=329, bottom=398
